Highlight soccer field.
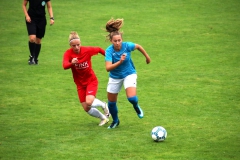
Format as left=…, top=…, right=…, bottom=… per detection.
left=0, top=0, right=239, bottom=159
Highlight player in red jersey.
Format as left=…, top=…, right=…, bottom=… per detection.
left=63, top=31, right=110, bottom=126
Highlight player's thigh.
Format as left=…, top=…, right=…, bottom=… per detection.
left=86, top=79, right=98, bottom=97
left=77, top=86, right=87, bottom=103
left=85, top=95, right=95, bottom=106
left=125, top=87, right=137, bottom=98
left=85, top=80, right=98, bottom=105
left=124, top=74, right=137, bottom=97
left=107, top=77, right=123, bottom=102
left=107, top=77, right=123, bottom=94
left=123, top=74, right=137, bottom=89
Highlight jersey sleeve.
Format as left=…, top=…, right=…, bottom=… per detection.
left=87, top=47, right=105, bottom=56
left=127, top=42, right=136, bottom=52
left=105, top=46, right=112, bottom=62
left=98, top=47, right=105, bottom=56
left=62, top=50, right=72, bottom=69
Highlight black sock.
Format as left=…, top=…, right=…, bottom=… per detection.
left=28, top=41, right=36, bottom=58
left=34, top=44, right=41, bottom=62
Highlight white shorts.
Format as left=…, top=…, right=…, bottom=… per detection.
left=107, top=74, right=137, bottom=94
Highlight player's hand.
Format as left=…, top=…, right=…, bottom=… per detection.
left=50, top=19, right=54, bottom=26
left=146, top=56, right=151, bottom=64
left=120, top=53, right=127, bottom=63
left=71, top=58, right=78, bottom=64
left=26, top=16, right=31, bottom=23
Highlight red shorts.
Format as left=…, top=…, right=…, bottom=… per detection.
left=77, top=80, right=98, bottom=103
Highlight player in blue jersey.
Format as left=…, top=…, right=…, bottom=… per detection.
left=104, top=18, right=151, bottom=129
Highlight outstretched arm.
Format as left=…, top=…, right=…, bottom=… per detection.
left=135, top=44, right=151, bottom=64
left=98, top=48, right=105, bottom=56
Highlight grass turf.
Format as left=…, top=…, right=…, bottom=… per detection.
left=0, top=0, right=239, bottom=159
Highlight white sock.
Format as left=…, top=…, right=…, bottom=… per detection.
left=87, top=108, right=106, bottom=120
left=91, top=98, right=105, bottom=109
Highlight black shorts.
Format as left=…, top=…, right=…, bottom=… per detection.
left=26, top=17, right=47, bottom=39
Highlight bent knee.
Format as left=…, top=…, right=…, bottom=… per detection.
left=84, top=107, right=90, bottom=112
left=29, top=36, right=36, bottom=43
left=81, top=102, right=91, bottom=112
left=85, top=101, right=93, bottom=107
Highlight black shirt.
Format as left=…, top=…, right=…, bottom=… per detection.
left=27, top=0, right=50, bottom=18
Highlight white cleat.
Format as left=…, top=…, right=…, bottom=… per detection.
left=99, top=118, right=109, bottom=126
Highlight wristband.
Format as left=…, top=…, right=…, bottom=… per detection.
left=50, top=17, right=54, bottom=20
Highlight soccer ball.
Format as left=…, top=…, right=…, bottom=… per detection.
left=151, top=126, right=167, bottom=142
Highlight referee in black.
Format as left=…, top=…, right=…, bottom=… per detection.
left=22, top=0, right=54, bottom=65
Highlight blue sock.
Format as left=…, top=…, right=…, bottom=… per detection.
left=128, top=96, right=138, bottom=108
left=108, top=101, right=118, bottom=123
left=128, top=96, right=141, bottom=114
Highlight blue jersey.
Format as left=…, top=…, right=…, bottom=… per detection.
left=105, top=42, right=136, bottom=79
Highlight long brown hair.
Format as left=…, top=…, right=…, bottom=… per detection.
left=105, top=18, right=124, bottom=41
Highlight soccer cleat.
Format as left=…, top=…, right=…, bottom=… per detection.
left=34, top=59, right=38, bottom=65
left=134, top=105, right=144, bottom=119
left=28, top=56, right=35, bottom=65
left=107, top=120, right=120, bottom=129
left=99, top=118, right=109, bottom=126
left=103, top=102, right=111, bottom=118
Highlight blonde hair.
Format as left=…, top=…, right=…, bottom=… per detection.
left=105, top=18, right=124, bottom=41
left=69, top=31, right=80, bottom=43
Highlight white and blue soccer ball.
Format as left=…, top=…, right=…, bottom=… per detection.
left=151, top=126, right=167, bottom=142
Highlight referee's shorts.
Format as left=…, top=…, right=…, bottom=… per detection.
left=26, top=17, right=47, bottom=39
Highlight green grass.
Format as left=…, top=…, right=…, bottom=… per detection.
left=0, top=0, right=240, bottom=159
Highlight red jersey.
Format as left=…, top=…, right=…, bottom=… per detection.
left=63, top=46, right=105, bottom=86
